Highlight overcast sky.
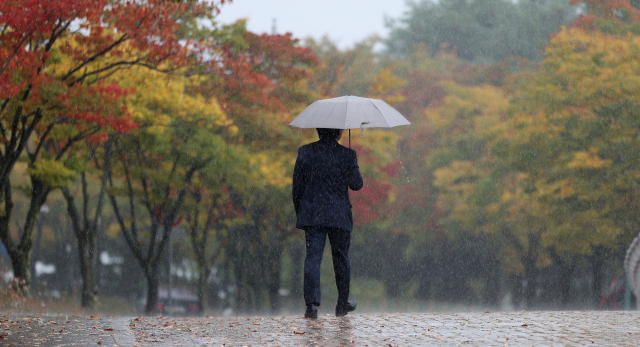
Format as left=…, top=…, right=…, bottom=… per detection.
left=214, top=0, right=411, bottom=49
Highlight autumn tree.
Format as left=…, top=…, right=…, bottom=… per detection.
left=104, top=66, right=235, bottom=314
left=0, top=0, right=225, bottom=294
left=60, top=138, right=114, bottom=308
left=184, top=172, right=246, bottom=315
left=186, top=21, right=320, bottom=313
left=304, top=36, right=380, bottom=98
left=491, top=26, right=640, bottom=305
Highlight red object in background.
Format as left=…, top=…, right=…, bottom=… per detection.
left=154, top=206, right=183, bottom=227
left=599, top=277, right=626, bottom=310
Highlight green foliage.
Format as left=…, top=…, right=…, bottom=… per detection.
left=385, top=0, right=576, bottom=63
left=26, top=159, right=77, bottom=189
left=304, top=36, right=380, bottom=97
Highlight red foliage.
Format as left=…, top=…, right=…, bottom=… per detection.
left=570, top=0, right=640, bottom=29
left=207, top=29, right=318, bottom=124
left=394, top=71, right=448, bottom=118
left=350, top=178, right=393, bottom=225
left=1, top=0, right=227, bottom=141
left=380, top=161, right=402, bottom=178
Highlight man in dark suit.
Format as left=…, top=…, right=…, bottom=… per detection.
left=292, top=128, right=364, bottom=319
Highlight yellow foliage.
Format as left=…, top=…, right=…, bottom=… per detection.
left=106, top=223, right=121, bottom=240
left=426, top=81, right=508, bottom=139
left=26, top=159, right=76, bottom=189
left=433, top=161, right=482, bottom=230
left=114, top=67, right=232, bottom=134
left=367, top=67, right=405, bottom=105
left=567, top=147, right=612, bottom=169
left=249, top=152, right=292, bottom=188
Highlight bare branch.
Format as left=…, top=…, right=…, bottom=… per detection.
left=62, top=34, right=129, bottom=81
left=29, top=119, right=59, bottom=161
left=90, top=138, right=112, bottom=232
left=108, top=192, right=144, bottom=264
left=61, top=187, right=84, bottom=240
left=0, top=177, right=15, bottom=252
left=121, top=158, right=140, bottom=249
left=55, top=125, right=101, bottom=160
left=71, top=56, right=147, bottom=87
left=0, top=32, right=31, bottom=75
left=81, top=172, right=90, bottom=232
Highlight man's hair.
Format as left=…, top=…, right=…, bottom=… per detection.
left=316, top=128, right=341, bottom=140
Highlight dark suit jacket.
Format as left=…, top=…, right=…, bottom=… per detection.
left=292, top=137, right=364, bottom=232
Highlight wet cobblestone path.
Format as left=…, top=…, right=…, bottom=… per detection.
left=1, top=311, right=640, bottom=346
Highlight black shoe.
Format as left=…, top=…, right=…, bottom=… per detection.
left=335, top=300, right=356, bottom=317
left=304, top=304, right=318, bottom=319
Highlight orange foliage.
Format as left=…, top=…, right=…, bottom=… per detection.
left=571, top=0, right=640, bottom=29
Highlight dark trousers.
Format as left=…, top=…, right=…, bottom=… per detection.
left=304, top=226, right=351, bottom=306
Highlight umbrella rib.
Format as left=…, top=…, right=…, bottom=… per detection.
left=370, top=101, right=392, bottom=128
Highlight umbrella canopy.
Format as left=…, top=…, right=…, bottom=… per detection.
left=289, top=95, right=410, bottom=130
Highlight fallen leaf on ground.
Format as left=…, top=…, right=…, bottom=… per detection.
left=104, top=328, right=113, bottom=331
left=521, top=324, right=528, bottom=327
left=294, top=331, right=305, bottom=335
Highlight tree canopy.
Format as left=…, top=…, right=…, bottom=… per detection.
left=385, top=0, right=576, bottom=63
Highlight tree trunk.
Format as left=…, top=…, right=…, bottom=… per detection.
left=197, top=259, right=208, bottom=315
left=523, top=255, right=538, bottom=309
left=559, top=264, right=573, bottom=309
left=63, top=183, right=100, bottom=309
left=549, top=250, right=575, bottom=309
left=484, top=261, right=501, bottom=308
left=0, top=178, right=50, bottom=294
left=590, top=246, right=604, bottom=307
left=78, top=238, right=97, bottom=308
left=72, top=142, right=111, bottom=308
left=30, top=219, right=44, bottom=293
left=512, top=274, right=523, bottom=309
left=145, top=268, right=160, bottom=315
left=289, top=238, right=303, bottom=300
left=10, top=252, right=30, bottom=293
left=267, top=241, right=282, bottom=314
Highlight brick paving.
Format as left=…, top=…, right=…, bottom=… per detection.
left=1, top=310, right=640, bottom=346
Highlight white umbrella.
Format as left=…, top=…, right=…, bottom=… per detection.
left=289, top=95, right=411, bottom=147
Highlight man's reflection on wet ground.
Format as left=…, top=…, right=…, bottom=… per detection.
left=304, top=316, right=354, bottom=346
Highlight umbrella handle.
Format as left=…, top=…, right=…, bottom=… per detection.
left=360, top=122, right=368, bottom=138
left=349, top=129, right=351, bottom=148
